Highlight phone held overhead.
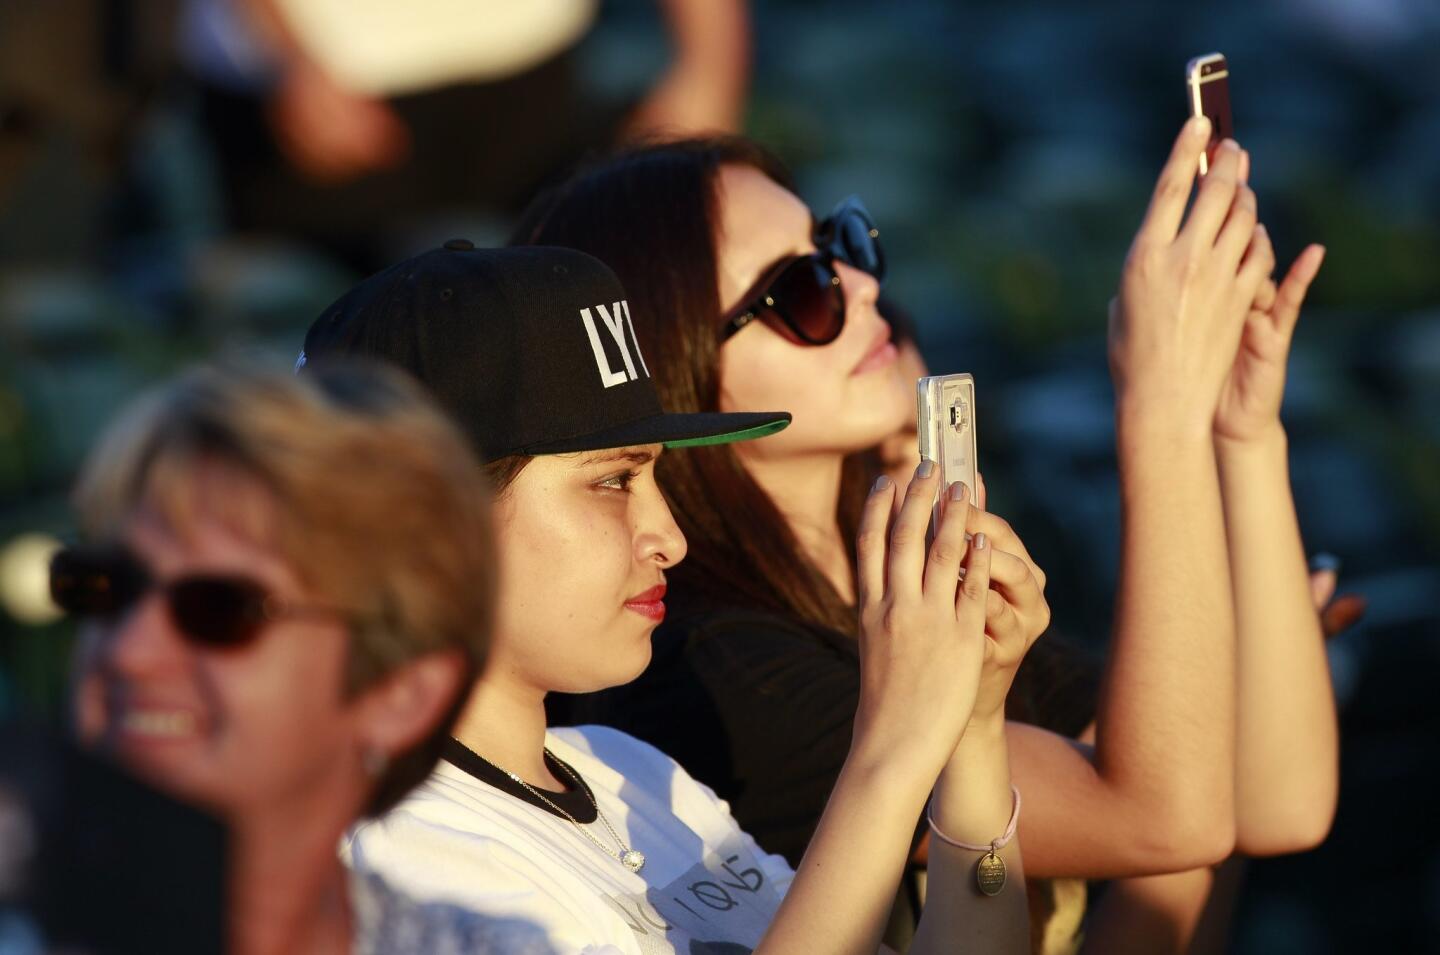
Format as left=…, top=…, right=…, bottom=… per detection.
left=1186, top=52, right=1234, bottom=175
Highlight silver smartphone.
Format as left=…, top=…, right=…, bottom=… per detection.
left=917, top=372, right=978, bottom=531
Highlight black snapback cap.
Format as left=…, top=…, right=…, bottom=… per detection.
left=298, top=242, right=789, bottom=462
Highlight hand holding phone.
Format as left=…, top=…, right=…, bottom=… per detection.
left=1186, top=52, right=1234, bottom=175
left=917, top=373, right=978, bottom=533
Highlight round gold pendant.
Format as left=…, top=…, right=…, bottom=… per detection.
left=976, top=851, right=1006, bottom=896
left=621, top=849, right=646, bottom=872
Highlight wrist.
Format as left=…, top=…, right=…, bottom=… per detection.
left=847, top=728, right=947, bottom=795
left=943, top=715, right=1008, bottom=775
left=1116, top=400, right=1215, bottom=456
left=1215, top=421, right=1287, bottom=456
left=1116, top=419, right=1217, bottom=480
left=960, top=711, right=1008, bottom=746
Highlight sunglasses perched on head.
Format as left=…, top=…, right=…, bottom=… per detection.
left=50, top=544, right=342, bottom=648
left=720, top=195, right=886, bottom=345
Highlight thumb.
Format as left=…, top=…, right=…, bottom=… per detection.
left=1272, top=244, right=1326, bottom=338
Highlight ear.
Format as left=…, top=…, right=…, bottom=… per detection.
left=352, top=650, right=471, bottom=758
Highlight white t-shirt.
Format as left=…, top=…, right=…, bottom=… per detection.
left=181, top=0, right=598, bottom=95
left=343, top=726, right=795, bottom=955
left=348, top=868, right=555, bottom=955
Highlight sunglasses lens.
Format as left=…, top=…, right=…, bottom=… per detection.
left=49, top=547, right=143, bottom=618
left=169, top=578, right=268, bottom=647
left=838, top=213, right=884, bottom=281
left=770, top=257, right=845, bottom=344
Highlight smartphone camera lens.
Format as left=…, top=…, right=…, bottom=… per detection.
left=949, top=401, right=969, bottom=435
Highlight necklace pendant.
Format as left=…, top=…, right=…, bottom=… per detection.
left=620, top=849, right=646, bottom=872
left=976, top=850, right=1006, bottom=896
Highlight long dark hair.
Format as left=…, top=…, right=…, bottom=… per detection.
left=512, top=138, right=871, bottom=636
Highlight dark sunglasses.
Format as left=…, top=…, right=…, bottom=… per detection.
left=49, top=544, right=341, bottom=648
left=720, top=195, right=885, bottom=345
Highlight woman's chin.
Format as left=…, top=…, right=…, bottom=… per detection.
left=558, top=645, right=654, bottom=696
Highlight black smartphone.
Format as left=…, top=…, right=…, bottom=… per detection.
left=1186, top=52, right=1233, bottom=175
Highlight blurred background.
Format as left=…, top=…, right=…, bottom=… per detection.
left=1, top=0, right=1436, bottom=951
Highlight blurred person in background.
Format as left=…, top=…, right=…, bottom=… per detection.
left=304, top=243, right=1036, bottom=954
left=179, top=0, right=750, bottom=270
left=515, top=120, right=1339, bottom=953
left=53, top=363, right=547, bottom=954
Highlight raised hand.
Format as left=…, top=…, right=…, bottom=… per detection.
left=852, top=462, right=994, bottom=775
left=1214, top=245, right=1327, bottom=443
left=1108, top=119, right=1275, bottom=435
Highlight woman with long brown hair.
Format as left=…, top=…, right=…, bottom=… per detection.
left=517, top=119, right=1338, bottom=947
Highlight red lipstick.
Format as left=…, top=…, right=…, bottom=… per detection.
left=624, top=584, right=667, bottom=622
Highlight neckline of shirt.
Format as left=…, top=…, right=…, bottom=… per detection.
left=442, top=737, right=599, bottom=824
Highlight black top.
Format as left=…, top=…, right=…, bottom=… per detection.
left=442, top=738, right=598, bottom=824
left=0, top=723, right=226, bottom=955
left=547, top=604, right=925, bottom=867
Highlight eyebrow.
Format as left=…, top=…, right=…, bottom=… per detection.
left=724, top=210, right=823, bottom=319
left=575, top=448, right=658, bottom=467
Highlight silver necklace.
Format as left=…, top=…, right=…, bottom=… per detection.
left=489, top=746, right=646, bottom=873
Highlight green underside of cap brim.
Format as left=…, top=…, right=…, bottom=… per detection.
left=663, top=418, right=790, bottom=448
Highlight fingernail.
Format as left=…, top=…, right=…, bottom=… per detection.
left=949, top=481, right=966, bottom=502
left=1256, top=223, right=1267, bottom=235
left=1221, top=138, right=1240, bottom=152
left=974, top=532, right=988, bottom=550
left=873, top=474, right=892, bottom=492
left=1192, top=116, right=1211, bottom=136
left=917, top=459, right=935, bottom=479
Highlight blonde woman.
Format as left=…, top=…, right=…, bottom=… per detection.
left=55, top=363, right=546, bottom=954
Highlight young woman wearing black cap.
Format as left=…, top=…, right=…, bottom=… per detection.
left=514, top=118, right=1338, bottom=949
left=305, top=244, right=1036, bottom=953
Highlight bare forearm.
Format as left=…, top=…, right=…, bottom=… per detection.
left=1085, top=868, right=1213, bottom=955
left=1217, top=426, right=1338, bottom=853
left=1021, top=415, right=1235, bottom=875
left=913, top=718, right=1029, bottom=954
left=659, top=0, right=750, bottom=70
left=1083, top=868, right=1213, bottom=955
left=656, top=0, right=750, bottom=101
left=757, top=746, right=930, bottom=955
left=1046, top=116, right=1261, bottom=879
left=1106, top=416, right=1234, bottom=817
left=1082, top=858, right=1246, bottom=955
